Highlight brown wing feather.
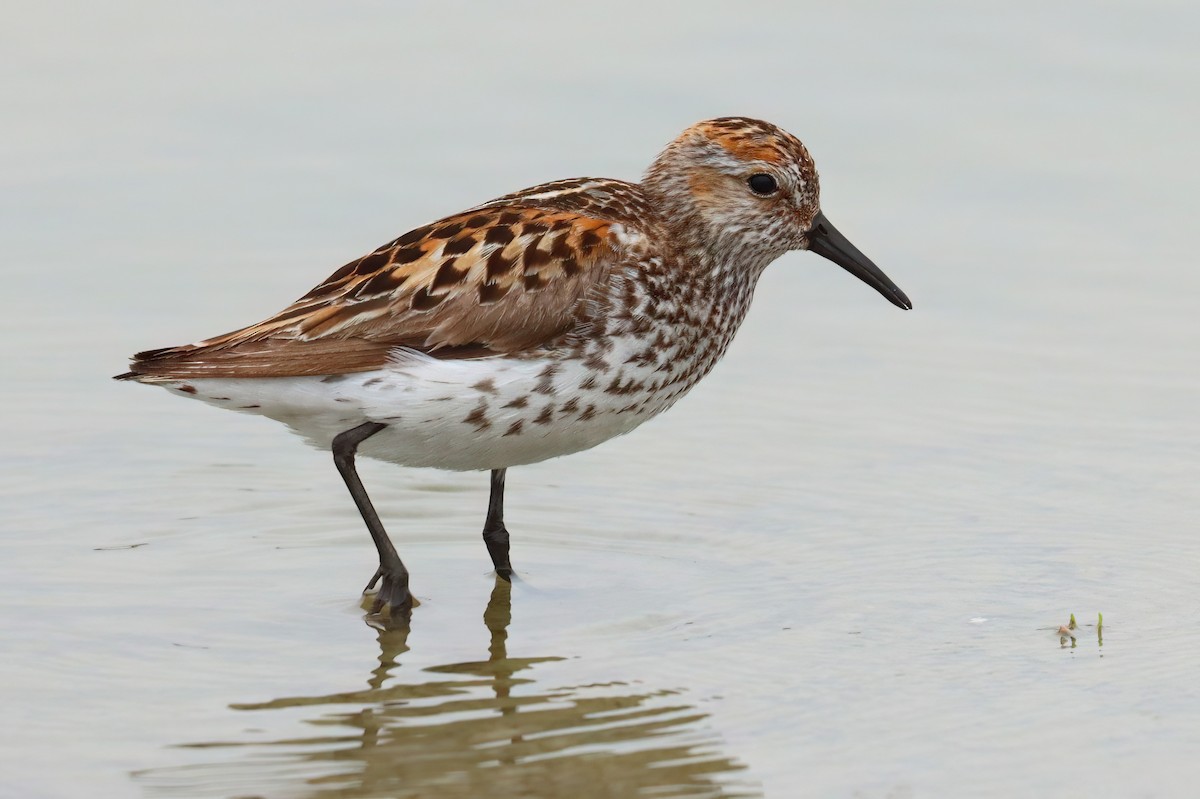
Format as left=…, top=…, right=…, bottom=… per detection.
left=122, top=205, right=627, bottom=379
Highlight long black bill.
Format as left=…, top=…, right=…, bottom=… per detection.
left=807, top=211, right=912, bottom=310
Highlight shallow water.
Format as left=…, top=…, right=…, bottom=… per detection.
left=3, top=2, right=1199, bottom=797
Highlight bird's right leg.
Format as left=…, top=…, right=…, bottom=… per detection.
left=332, top=421, right=412, bottom=617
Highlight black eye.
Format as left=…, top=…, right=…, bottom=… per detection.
left=747, top=173, right=778, bottom=195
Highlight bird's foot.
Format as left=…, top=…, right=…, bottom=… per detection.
left=362, top=564, right=414, bottom=620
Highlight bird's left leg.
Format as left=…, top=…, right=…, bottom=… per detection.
left=481, top=468, right=513, bottom=581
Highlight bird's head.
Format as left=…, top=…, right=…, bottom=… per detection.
left=644, top=117, right=911, bottom=309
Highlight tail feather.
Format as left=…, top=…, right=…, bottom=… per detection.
left=117, top=335, right=500, bottom=381
left=115, top=337, right=401, bottom=380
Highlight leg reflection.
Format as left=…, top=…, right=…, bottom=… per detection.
left=135, top=578, right=758, bottom=798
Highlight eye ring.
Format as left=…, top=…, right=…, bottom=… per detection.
left=747, top=173, right=779, bottom=196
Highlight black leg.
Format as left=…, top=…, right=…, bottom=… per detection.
left=332, top=422, right=412, bottom=617
left=482, top=468, right=513, bottom=581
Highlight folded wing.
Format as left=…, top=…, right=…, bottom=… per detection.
left=123, top=205, right=629, bottom=379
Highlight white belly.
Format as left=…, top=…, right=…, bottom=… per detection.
left=154, top=347, right=677, bottom=471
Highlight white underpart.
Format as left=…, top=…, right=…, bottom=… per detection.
left=157, top=337, right=671, bottom=472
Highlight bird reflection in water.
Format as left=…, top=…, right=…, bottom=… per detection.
left=135, top=580, right=759, bottom=799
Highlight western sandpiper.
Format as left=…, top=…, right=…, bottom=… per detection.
left=118, top=117, right=911, bottom=618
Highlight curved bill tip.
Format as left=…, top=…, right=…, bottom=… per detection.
left=807, top=212, right=912, bottom=310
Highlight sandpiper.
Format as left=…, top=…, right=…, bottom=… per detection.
left=118, top=117, right=911, bottom=618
